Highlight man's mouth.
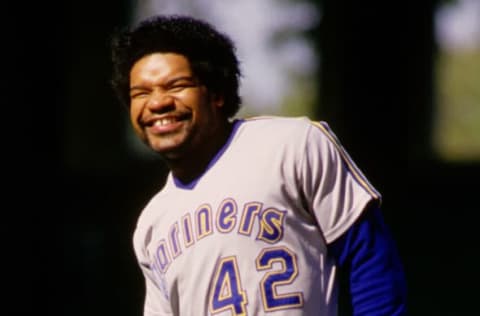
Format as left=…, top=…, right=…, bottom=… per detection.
left=153, top=117, right=177, bottom=127
left=144, top=113, right=191, bottom=134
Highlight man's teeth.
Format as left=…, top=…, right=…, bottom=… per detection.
left=154, top=118, right=175, bottom=126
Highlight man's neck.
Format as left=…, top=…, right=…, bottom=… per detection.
left=168, top=120, right=234, bottom=185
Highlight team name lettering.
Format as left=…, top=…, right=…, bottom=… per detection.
left=155, top=198, right=286, bottom=273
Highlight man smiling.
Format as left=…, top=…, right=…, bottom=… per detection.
left=129, top=52, right=231, bottom=182
left=110, top=14, right=407, bottom=316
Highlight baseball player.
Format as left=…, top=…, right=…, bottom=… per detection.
left=110, top=15, right=407, bottom=315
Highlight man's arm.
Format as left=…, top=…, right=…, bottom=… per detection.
left=328, top=205, right=408, bottom=315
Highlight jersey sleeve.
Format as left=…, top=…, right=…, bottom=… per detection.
left=133, top=226, right=174, bottom=316
left=140, top=264, right=174, bottom=316
left=300, top=120, right=381, bottom=243
left=328, top=205, right=408, bottom=315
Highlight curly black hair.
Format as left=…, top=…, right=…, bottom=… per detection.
left=110, top=15, right=243, bottom=118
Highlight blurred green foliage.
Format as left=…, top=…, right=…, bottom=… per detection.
left=434, top=50, right=480, bottom=161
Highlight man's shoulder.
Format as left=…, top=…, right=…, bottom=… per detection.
left=242, top=114, right=310, bottom=124
left=239, top=115, right=314, bottom=132
left=234, top=116, right=342, bottom=154
left=134, top=174, right=175, bottom=224
left=228, top=116, right=316, bottom=155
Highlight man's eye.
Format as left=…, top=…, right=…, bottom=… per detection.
left=168, top=85, right=183, bottom=91
left=169, top=85, right=188, bottom=92
left=131, top=92, right=148, bottom=98
left=169, top=82, right=197, bottom=92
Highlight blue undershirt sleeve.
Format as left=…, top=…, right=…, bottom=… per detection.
left=328, top=205, right=408, bottom=315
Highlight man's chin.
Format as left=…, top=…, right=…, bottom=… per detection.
left=150, top=142, right=187, bottom=159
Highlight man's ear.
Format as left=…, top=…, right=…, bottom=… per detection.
left=211, top=93, right=225, bottom=108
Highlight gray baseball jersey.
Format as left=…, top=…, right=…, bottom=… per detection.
left=133, top=116, right=380, bottom=315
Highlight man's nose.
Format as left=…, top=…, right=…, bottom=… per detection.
left=147, top=91, right=175, bottom=112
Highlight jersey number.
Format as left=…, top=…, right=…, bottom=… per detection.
left=210, top=247, right=303, bottom=315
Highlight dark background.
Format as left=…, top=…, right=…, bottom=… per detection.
left=12, top=0, right=479, bottom=315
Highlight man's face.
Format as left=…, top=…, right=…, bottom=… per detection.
left=129, top=53, right=224, bottom=159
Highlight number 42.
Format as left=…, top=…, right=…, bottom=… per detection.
left=209, top=246, right=304, bottom=315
